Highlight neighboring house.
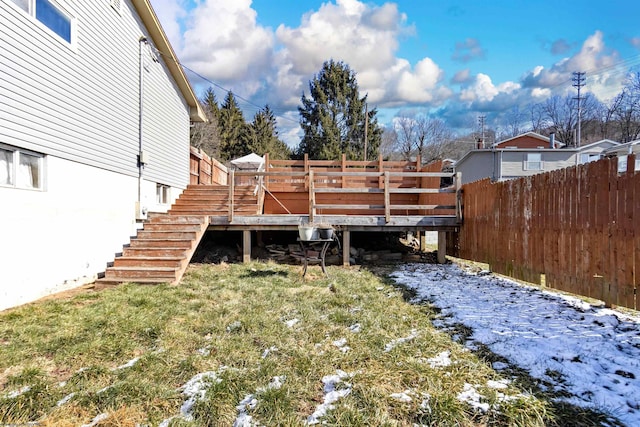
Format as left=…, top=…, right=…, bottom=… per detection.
left=603, top=139, right=640, bottom=172
left=455, top=133, right=619, bottom=185
left=493, top=131, right=563, bottom=149
left=0, top=0, right=205, bottom=310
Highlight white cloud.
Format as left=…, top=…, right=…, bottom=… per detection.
left=151, top=0, right=450, bottom=110
left=173, top=0, right=275, bottom=96
left=459, top=73, right=519, bottom=103
left=522, top=31, right=621, bottom=92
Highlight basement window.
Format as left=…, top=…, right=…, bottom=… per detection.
left=156, top=184, right=170, bottom=205
left=0, top=144, right=45, bottom=190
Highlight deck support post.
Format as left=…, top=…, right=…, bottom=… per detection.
left=419, top=231, right=426, bottom=252
left=342, top=230, right=350, bottom=266
left=243, top=230, right=251, bottom=263
left=437, top=231, right=446, bottom=264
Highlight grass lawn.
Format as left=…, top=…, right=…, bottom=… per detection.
left=0, top=261, right=553, bottom=426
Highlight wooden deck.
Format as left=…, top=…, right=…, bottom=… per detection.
left=212, top=156, right=461, bottom=265
left=98, top=156, right=462, bottom=286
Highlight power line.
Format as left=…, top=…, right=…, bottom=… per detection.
left=150, top=45, right=300, bottom=125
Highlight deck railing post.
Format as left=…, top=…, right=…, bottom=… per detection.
left=264, top=152, right=270, bottom=191
left=378, top=156, right=384, bottom=188
left=304, top=153, right=309, bottom=190
left=341, top=154, right=347, bottom=188
left=309, top=169, right=315, bottom=223
left=228, top=169, right=235, bottom=223
left=384, top=171, right=390, bottom=223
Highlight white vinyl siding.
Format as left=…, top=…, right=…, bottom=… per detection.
left=0, top=0, right=190, bottom=188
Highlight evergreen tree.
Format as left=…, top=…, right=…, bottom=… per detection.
left=297, top=60, right=381, bottom=160
left=190, top=87, right=221, bottom=158
left=249, top=105, right=291, bottom=160
left=219, top=91, right=250, bottom=160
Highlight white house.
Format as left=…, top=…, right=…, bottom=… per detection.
left=603, top=139, right=640, bottom=172
left=0, top=0, right=205, bottom=310
left=454, top=133, right=620, bottom=185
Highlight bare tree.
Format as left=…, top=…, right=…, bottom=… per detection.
left=502, top=105, right=527, bottom=138
left=614, top=71, right=640, bottom=143
left=415, top=116, right=453, bottom=162
left=543, top=95, right=576, bottom=146
left=379, top=127, right=398, bottom=159
left=528, top=103, right=547, bottom=134
left=394, top=116, right=417, bottom=160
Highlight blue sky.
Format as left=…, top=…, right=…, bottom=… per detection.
left=150, top=0, right=640, bottom=145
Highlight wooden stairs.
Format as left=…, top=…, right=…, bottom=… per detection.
left=96, top=184, right=260, bottom=287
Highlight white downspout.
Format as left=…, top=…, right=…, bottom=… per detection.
left=138, top=36, right=147, bottom=204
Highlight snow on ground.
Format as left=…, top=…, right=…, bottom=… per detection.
left=307, top=370, right=353, bottom=425
left=390, top=263, right=640, bottom=426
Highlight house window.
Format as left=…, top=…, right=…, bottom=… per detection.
left=580, top=153, right=600, bottom=164
left=156, top=184, right=170, bottom=204
left=0, top=145, right=45, bottom=190
left=10, top=0, right=74, bottom=44
left=525, top=153, right=543, bottom=171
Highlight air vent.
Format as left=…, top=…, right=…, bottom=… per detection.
left=110, top=0, right=122, bottom=14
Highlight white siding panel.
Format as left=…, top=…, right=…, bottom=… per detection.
left=0, top=0, right=191, bottom=187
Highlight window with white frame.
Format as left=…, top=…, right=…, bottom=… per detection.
left=580, top=153, right=600, bottom=164
left=156, top=183, right=170, bottom=204
left=0, top=145, right=45, bottom=190
left=10, top=0, right=74, bottom=44
left=525, top=153, right=543, bottom=171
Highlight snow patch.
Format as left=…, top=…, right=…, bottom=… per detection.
left=81, top=413, right=108, bottom=427
left=426, top=351, right=452, bottom=368
left=391, top=263, right=640, bottom=426
left=457, top=383, right=489, bottom=412
left=307, top=370, right=353, bottom=425
left=384, top=329, right=419, bottom=352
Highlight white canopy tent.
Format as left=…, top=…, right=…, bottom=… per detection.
left=230, top=153, right=265, bottom=171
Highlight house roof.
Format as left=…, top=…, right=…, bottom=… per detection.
left=493, top=131, right=552, bottom=148
left=132, top=0, right=205, bottom=122
left=603, top=139, right=640, bottom=156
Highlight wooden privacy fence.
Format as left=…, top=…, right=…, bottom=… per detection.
left=456, top=155, right=638, bottom=310
left=189, top=147, right=227, bottom=185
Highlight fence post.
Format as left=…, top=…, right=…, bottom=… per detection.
left=342, top=153, right=347, bottom=188
left=456, top=172, right=463, bottom=222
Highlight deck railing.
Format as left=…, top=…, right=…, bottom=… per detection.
left=228, top=167, right=461, bottom=224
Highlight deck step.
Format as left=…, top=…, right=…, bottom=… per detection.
left=129, top=238, right=194, bottom=248
left=113, top=256, right=184, bottom=268
left=136, top=230, right=198, bottom=240
left=122, top=247, right=188, bottom=257
left=104, top=266, right=178, bottom=280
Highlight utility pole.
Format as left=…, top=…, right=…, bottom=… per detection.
left=572, top=71, right=585, bottom=147
left=478, top=115, right=486, bottom=148
left=363, top=103, right=369, bottom=161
